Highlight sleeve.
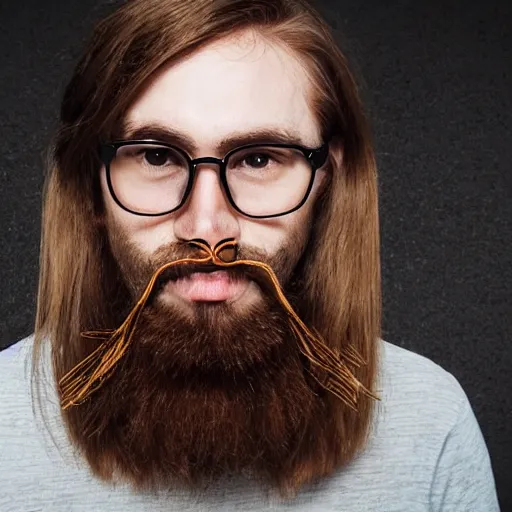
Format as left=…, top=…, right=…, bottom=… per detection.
left=429, top=394, right=501, bottom=511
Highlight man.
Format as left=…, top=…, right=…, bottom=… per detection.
left=0, top=0, right=499, bottom=510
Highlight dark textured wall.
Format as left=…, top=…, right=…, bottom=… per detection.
left=0, top=0, right=510, bottom=508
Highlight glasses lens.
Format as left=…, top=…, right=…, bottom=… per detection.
left=109, top=144, right=189, bottom=214
left=226, top=146, right=313, bottom=216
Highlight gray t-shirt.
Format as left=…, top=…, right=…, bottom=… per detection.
left=0, top=336, right=499, bottom=511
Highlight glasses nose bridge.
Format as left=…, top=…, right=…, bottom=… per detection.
left=190, top=155, right=226, bottom=173
left=187, top=155, right=230, bottom=207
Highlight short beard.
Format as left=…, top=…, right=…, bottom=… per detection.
left=62, top=222, right=342, bottom=495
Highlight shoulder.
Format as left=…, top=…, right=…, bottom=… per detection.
left=376, top=341, right=500, bottom=510
left=379, top=338, right=459, bottom=387
left=372, top=339, right=476, bottom=462
left=377, top=339, right=469, bottom=424
left=0, top=336, right=29, bottom=357
left=0, top=335, right=33, bottom=384
left=0, top=335, right=35, bottom=420
left=0, top=335, right=44, bottom=437
left=0, top=335, right=37, bottom=464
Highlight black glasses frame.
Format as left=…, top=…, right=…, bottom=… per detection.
left=99, top=139, right=329, bottom=219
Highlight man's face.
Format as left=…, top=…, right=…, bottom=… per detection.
left=100, top=30, right=325, bottom=313
left=73, top=32, right=335, bottom=490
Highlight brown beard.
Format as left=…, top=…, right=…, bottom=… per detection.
left=62, top=224, right=347, bottom=495
left=76, top=298, right=335, bottom=494
left=105, top=226, right=308, bottom=371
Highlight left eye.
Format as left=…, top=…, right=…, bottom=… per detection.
left=243, top=153, right=270, bottom=168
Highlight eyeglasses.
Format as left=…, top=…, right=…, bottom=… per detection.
left=99, top=140, right=329, bottom=219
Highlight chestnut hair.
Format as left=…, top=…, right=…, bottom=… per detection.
left=33, top=0, right=381, bottom=494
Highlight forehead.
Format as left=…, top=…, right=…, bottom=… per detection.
left=125, top=31, right=320, bottom=152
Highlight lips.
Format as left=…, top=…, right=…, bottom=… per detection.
left=164, top=268, right=249, bottom=302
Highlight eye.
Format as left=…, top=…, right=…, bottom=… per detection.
left=144, top=148, right=173, bottom=166
left=243, top=153, right=271, bottom=168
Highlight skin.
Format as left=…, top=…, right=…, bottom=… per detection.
left=101, top=29, right=326, bottom=311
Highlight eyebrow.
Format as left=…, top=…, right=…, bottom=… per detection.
left=119, top=121, right=317, bottom=156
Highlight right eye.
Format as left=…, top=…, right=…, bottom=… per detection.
left=143, top=148, right=173, bottom=166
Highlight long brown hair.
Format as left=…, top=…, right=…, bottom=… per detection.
left=33, top=0, right=381, bottom=493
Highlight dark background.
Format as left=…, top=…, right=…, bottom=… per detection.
left=0, top=0, right=510, bottom=508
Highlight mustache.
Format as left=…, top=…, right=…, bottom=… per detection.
left=148, top=241, right=275, bottom=293
left=151, top=241, right=270, bottom=270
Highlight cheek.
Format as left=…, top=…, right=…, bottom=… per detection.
left=225, top=171, right=324, bottom=257
left=238, top=200, right=316, bottom=257
left=100, top=169, right=177, bottom=253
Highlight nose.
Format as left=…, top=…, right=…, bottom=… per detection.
left=173, top=164, right=241, bottom=247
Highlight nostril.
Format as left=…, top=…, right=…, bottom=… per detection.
left=188, top=238, right=210, bottom=249
left=187, top=238, right=213, bottom=259
left=214, top=238, right=238, bottom=263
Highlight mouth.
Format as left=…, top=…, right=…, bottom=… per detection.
left=158, top=263, right=252, bottom=303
